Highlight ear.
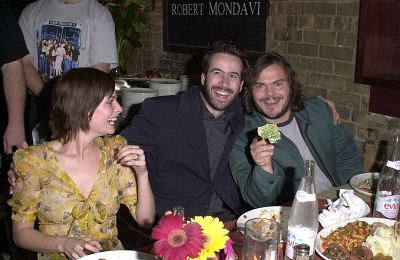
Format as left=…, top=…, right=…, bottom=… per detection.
left=239, top=80, right=244, bottom=92
left=201, top=73, right=206, bottom=86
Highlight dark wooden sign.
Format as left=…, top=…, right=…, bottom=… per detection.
left=163, top=0, right=268, bottom=53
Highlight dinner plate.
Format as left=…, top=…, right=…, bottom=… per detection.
left=78, top=250, right=156, bottom=260
left=349, top=172, right=379, bottom=197
left=236, top=206, right=290, bottom=237
left=315, top=217, right=395, bottom=260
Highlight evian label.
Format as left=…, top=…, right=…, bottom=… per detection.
left=376, top=194, right=400, bottom=219
left=386, top=160, right=400, bottom=170
left=296, top=190, right=316, bottom=202
left=285, top=225, right=316, bottom=259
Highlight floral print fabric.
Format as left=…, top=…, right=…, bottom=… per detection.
left=8, top=135, right=137, bottom=259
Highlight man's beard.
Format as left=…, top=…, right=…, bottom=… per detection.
left=201, top=83, right=237, bottom=112
left=254, top=98, right=291, bottom=121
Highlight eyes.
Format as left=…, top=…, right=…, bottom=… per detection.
left=209, top=69, right=241, bottom=81
left=253, top=79, right=287, bottom=90
left=106, top=95, right=118, bottom=105
left=107, top=97, right=114, bottom=104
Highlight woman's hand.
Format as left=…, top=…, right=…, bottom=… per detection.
left=59, top=237, right=101, bottom=260
left=117, top=145, right=155, bottom=227
left=117, top=145, right=147, bottom=175
left=250, top=137, right=274, bottom=173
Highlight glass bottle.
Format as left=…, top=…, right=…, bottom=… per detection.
left=293, top=244, right=310, bottom=260
left=285, top=160, right=318, bottom=260
left=373, top=133, right=400, bottom=220
left=172, top=205, right=185, bottom=220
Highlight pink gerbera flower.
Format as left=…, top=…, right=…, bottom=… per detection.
left=224, top=239, right=235, bottom=260
left=152, top=214, right=205, bottom=260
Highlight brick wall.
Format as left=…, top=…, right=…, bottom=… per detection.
left=125, top=0, right=400, bottom=171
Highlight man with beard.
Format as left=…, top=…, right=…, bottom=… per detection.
left=120, top=42, right=247, bottom=221
left=229, top=52, right=363, bottom=208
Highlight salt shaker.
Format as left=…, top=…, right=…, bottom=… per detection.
left=293, top=244, right=310, bottom=260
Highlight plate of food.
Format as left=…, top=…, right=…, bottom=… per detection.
left=236, top=206, right=290, bottom=237
left=349, top=172, right=379, bottom=197
left=315, top=217, right=398, bottom=260
left=78, top=250, right=156, bottom=260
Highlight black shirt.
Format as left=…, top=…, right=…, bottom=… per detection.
left=199, top=95, right=234, bottom=217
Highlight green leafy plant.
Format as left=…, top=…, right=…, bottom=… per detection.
left=98, top=0, right=150, bottom=70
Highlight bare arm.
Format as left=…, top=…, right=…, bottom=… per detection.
left=2, top=59, right=26, bottom=153
left=13, top=221, right=101, bottom=260
left=92, top=63, right=110, bottom=73
left=22, top=55, right=44, bottom=96
left=118, top=145, right=155, bottom=227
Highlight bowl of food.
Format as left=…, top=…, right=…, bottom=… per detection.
left=349, top=172, right=379, bottom=197
left=315, top=217, right=398, bottom=260
left=237, top=206, right=290, bottom=239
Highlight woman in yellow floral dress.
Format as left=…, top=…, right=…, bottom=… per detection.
left=8, top=68, right=155, bottom=260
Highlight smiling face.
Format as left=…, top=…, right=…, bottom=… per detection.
left=89, top=91, right=122, bottom=136
left=200, top=53, right=244, bottom=117
left=252, top=64, right=292, bottom=124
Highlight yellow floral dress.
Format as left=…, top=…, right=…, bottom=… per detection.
left=8, top=135, right=138, bottom=260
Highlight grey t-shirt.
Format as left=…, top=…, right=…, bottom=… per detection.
left=278, top=116, right=333, bottom=192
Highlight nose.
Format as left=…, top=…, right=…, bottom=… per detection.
left=220, top=74, right=229, bottom=87
left=263, top=85, right=274, bottom=97
left=115, top=101, right=123, bottom=114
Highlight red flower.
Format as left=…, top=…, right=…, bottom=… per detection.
left=152, top=214, right=205, bottom=260
left=121, top=1, right=130, bottom=9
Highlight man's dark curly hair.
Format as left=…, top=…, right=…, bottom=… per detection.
left=242, top=52, right=304, bottom=114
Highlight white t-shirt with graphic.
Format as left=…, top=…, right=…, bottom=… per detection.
left=19, top=0, right=118, bottom=79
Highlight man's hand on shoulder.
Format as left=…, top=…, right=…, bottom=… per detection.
left=318, top=96, right=341, bottom=125
left=7, top=141, right=28, bottom=194
left=7, top=163, right=17, bottom=195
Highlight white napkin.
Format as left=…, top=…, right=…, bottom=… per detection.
left=318, top=189, right=370, bottom=228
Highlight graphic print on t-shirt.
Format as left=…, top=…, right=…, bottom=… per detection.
left=36, top=20, right=82, bottom=81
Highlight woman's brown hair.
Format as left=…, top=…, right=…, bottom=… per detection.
left=49, top=68, right=115, bottom=143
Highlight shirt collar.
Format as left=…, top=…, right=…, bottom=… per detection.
left=277, top=114, right=295, bottom=127
left=199, top=94, right=234, bottom=123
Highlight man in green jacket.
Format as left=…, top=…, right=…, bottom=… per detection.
left=230, top=52, right=363, bottom=208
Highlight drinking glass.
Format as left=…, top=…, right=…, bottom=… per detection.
left=242, top=218, right=282, bottom=260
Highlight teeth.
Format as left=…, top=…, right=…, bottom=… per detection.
left=214, top=88, right=232, bottom=96
left=216, top=90, right=229, bottom=96
left=264, top=98, right=280, bottom=104
left=107, top=118, right=117, bottom=125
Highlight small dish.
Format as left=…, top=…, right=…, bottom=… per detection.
left=349, top=172, right=379, bottom=197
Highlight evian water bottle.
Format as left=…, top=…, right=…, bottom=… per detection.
left=285, top=160, right=318, bottom=259
left=373, top=133, right=400, bottom=220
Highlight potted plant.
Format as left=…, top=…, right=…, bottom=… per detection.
left=98, top=0, right=150, bottom=72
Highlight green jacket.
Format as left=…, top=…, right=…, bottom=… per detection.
left=229, top=98, right=363, bottom=208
